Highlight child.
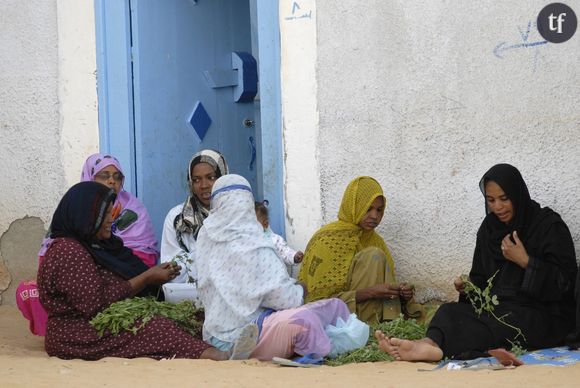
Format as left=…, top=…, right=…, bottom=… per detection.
left=255, top=201, right=303, bottom=276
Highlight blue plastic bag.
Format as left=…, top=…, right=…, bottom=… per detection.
left=325, top=313, right=370, bottom=358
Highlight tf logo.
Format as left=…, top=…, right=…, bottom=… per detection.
left=537, top=3, right=577, bottom=43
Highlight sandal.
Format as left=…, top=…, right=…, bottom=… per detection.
left=229, top=323, right=259, bottom=360
left=272, top=354, right=323, bottom=368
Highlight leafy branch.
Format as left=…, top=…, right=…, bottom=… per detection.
left=170, top=252, right=196, bottom=284
left=460, top=271, right=527, bottom=347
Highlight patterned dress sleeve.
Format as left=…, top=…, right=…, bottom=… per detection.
left=50, top=240, right=131, bottom=320
left=252, top=248, right=303, bottom=310
left=271, top=233, right=297, bottom=266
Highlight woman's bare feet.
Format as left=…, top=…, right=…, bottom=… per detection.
left=374, top=330, right=443, bottom=362
left=199, top=347, right=230, bottom=360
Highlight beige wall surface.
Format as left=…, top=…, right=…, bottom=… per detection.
left=0, top=0, right=97, bottom=304
left=281, top=0, right=580, bottom=301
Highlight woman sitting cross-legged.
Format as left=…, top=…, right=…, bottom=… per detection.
left=299, top=176, right=422, bottom=324
left=17, top=152, right=159, bottom=337
left=196, top=174, right=356, bottom=361
left=376, top=164, right=577, bottom=362
left=37, top=181, right=252, bottom=361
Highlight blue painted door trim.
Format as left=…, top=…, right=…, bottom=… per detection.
left=94, top=0, right=286, bottom=237
left=255, top=0, right=285, bottom=237
left=94, top=0, right=136, bottom=194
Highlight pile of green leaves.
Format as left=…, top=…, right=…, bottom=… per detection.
left=89, top=297, right=202, bottom=337
left=326, top=315, right=427, bottom=366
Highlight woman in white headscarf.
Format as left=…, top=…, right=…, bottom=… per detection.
left=196, top=174, right=353, bottom=361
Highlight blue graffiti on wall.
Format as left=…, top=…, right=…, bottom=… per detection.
left=493, top=21, right=548, bottom=59
left=285, top=2, right=312, bottom=21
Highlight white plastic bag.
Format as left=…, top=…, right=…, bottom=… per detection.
left=325, top=313, right=369, bottom=358
left=162, top=283, right=202, bottom=308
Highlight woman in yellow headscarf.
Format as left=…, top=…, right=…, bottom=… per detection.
left=298, top=176, right=421, bottom=324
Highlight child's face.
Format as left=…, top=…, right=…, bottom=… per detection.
left=256, top=212, right=269, bottom=229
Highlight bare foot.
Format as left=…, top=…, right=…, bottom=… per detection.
left=374, top=330, right=443, bottom=362
left=199, top=347, right=229, bottom=361
left=375, top=330, right=398, bottom=359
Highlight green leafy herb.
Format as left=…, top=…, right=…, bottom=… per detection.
left=326, top=315, right=427, bottom=366
left=89, top=297, right=202, bottom=337
left=171, top=253, right=196, bottom=284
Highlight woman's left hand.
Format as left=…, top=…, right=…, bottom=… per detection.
left=501, top=231, right=529, bottom=268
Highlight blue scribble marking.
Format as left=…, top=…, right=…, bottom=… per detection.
left=292, top=2, right=300, bottom=14
left=494, top=20, right=548, bottom=59
left=517, top=21, right=532, bottom=42
left=285, top=1, right=312, bottom=21
left=532, top=47, right=546, bottom=73
left=493, top=40, right=548, bottom=59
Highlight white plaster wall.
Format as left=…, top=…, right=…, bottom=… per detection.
left=57, top=0, right=99, bottom=190
left=0, top=0, right=97, bottom=258
left=0, top=0, right=62, bottom=236
left=281, top=0, right=580, bottom=301
left=279, top=0, right=323, bottom=247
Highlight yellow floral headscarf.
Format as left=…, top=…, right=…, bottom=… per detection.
left=299, top=176, right=395, bottom=303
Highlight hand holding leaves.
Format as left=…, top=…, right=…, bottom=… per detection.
left=398, top=283, right=415, bottom=301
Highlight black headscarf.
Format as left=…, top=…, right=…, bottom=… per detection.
left=475, top=164, right=576, bottom=303
left=50, top=181, right=149, bottom=280
left=478, top=163, right=542, bottom=260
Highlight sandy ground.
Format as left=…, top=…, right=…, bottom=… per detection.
left=2, top=305, right=580, bottom=387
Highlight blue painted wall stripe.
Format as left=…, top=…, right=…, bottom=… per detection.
left=256, top=0, right=285, bottom=237
left=94, top=0, right=137, bottom=194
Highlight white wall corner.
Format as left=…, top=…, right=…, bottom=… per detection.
left=56, top=0, right=99, bottom=188
left=279, top=0, right=322, bottom=250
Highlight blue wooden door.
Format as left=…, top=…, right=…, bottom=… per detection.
left=129, top=0, right=258, bottom=238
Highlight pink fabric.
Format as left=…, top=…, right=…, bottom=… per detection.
left=250, top=298, right=350, bottom=361
left=132, top=250, right=157, bottom=268
left=38, top=153, right=159, bottom=258
left=79, top=154, right=158, bottom=255
left=15, top=280, right=48, bottom=336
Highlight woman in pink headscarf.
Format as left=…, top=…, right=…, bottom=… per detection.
left=17, top=153, right=159, bottom=336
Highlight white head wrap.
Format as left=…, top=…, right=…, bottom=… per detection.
left=196, top=175, right=303, bottom=343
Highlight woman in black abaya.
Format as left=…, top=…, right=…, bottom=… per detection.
left=376, top=164, right=577, bottom=362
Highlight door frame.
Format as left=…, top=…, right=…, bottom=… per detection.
left=94, top=0, right=286, bottom=236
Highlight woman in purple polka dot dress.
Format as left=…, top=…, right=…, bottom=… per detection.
left=37, top=181, right=232, bottom=361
